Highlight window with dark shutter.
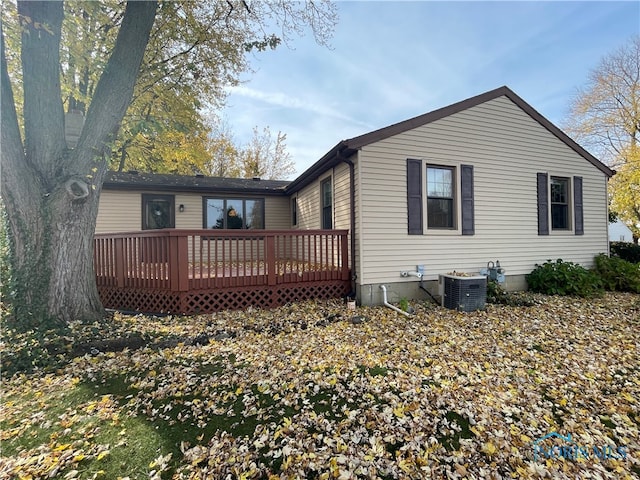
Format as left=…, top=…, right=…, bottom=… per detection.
left=537, top=173, right=549, bottom=235
left=407, top=159, right=423, bottom=234
left=574, top=176, right=584, bottom=235
left=461, top=164, right=474, bottom=235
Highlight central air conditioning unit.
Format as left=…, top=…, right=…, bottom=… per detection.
left=439, top=274, right=487, bottom=312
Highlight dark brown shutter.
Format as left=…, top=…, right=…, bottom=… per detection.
left=461, top=164, right=474, bottom=235
left=574, top=176, right=584, bottom=235
left=537, top=173, right=549, bottom=235
left=407, top=159, right=423, bottom=235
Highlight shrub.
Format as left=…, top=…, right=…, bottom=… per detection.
left=594, top=254, right=640, bottom=293
left=526, top=259, right=602, bottom=297
left=610, top=242, right=640, bottom=263
left=486, top=280, right=535, bottom=307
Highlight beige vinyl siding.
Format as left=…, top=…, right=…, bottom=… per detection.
left=295, top=163, right=353, bottom=232
left=358, top=95, right=609, bottom=285
left=333, top=161, right=355, bottom=270
left=295, top=180, right=321, bottom=230
left=96, top=190, right=290, bottom=233
left=95, top=191, right=141, bottom=233
left=333, top=162, right=351, bottom=231
left=264, top=196, right=291, bottom=229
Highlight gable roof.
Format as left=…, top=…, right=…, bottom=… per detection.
left=286, top=85, right=614, bottom=193
left=103, top=171, right=290, bottom=195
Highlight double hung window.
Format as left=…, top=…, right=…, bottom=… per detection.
left=426, top=166, right=455, bottom=229
left=321, top=177, right=332, bottom=229
left=407, top=159, right=474, bottom=235
left=550, top=177, right=570, bottom=230
left=536, top=173, right=583, bottom=235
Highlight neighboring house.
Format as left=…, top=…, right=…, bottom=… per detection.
left=609, top=220, right=634, bottom=243
left=97, top=86, right=614, bottom=307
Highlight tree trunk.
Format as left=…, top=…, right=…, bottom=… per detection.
left=1, top=1, right=157, bottom=331
left=6, top=178, right=106, bottom=329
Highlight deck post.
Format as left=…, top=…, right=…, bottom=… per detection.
left=114, top=237, right=126, bottom=288
left=169, top=232, right=189, bottom=292
left=265, top=234, right=276, bottom=286
left=341, top=232, right=349, bottom=280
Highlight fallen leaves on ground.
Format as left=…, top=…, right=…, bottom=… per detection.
left=1, top=293, right=639, bottom=479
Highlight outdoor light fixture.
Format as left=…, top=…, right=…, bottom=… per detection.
left=179, top=204, right=185, bottom=212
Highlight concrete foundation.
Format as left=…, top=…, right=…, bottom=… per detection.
left=357, top=274, right=528, bottom=307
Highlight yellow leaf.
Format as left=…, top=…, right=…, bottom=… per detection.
left=53, top=443, right=71, bottom=452
left=559, top=398, right=568, bottom=406
left=621, top=392, right=635, bottom=403
left=482, top=442, right=497, bottom=456
left=235, top=386, right=243, bottom=395
left=97, top=451, right=110, bottom=461
left=73, top=454, right=85, bottom=462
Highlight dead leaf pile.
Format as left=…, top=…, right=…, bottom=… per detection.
left=1, top=293, right=639, bottom=479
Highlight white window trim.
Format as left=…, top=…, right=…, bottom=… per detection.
left=423, top=161, right=462, bottom=235
left=548, top=174, right=574, bottom=235
left=320, top=175, right=333, bottom=229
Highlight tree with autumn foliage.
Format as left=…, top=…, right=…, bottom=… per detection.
left=565, top=36, right=640, bottom=239
left=204, top=122, right=296, bottom=180
left=240, top=126, right=296, bottom=180
left=1, top=0, right=337, bottom=330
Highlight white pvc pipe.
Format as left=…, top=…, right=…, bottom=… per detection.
left=380, top=285, right=411, bottom=317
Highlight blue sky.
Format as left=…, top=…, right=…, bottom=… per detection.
left=222, top=1, right=640, bottom=179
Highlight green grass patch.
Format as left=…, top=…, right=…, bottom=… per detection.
left=436, top=411, right=475, bottom=452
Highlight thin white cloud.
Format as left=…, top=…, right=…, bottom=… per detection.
left=219, top=1, right=639, bottom=178
left=227, top=85, right=374, bottom=131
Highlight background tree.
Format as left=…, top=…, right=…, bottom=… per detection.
left=1, top=0, right=337, bottom=330
left=241, top=126, right=296, bottom=179
left=3, top=1, right=337, bottom=174
left=205, top=118, right=242, bottom=177
left=565, top=36, right=640, bottom=237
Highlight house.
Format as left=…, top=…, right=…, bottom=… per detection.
left=609, top=220, right=634, bottom=243
left=96, top=86, right=614, bottom=311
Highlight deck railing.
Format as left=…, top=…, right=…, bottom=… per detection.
left=94, top=229, right=350, bottom=301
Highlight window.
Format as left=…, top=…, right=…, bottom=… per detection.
left=142, top=194, right=175, bottom=230
left=537, top=174, right=583, bottom=235
left=321, top=177, right=332, bottom=229
left=550, top=177, right=570, bottom=230
left=291, top=197, right=298, bottom=226
left=407, top=160, right=474, bottom=235
left=426, top=166, right=455, bottom=229
left=204, top=198, right=264, bottom=229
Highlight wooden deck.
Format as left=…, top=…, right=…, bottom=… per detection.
left=94, top=229, right=351, bottom=314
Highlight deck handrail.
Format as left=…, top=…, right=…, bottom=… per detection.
left=94, top=229, right=350, bottom=292
left=94, top=229, right=349, bottom=238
